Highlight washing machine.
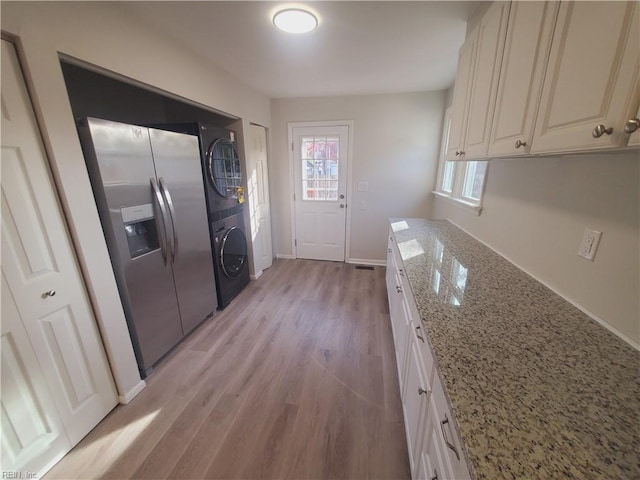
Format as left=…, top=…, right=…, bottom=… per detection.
left=210, top=212, right=250, bottom=309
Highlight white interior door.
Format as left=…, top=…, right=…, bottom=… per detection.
left=1, top=39, right=118, bottom=475
left=249, top=124, right=273, bottom=271
left=293, top=125, right=349, bottom=262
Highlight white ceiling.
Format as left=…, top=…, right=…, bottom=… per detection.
left=120, top=1, right=480, bottom=99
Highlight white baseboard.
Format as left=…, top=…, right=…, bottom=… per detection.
left=250, top=270, right=263, bottom=280
left=118, top=379, right=146, bottom=404
left=347, top=258, right=386, bottom=267
left=276, top=254, right=295, bottom=260
left=446, top=219, right=640, bottom=351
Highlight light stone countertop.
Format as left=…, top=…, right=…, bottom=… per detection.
left=390, top=218, right=639, bottom=480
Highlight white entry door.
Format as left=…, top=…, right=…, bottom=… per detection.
left=293, top=125, right=349, bottom=262
left=249, top=124, right=273, bottom=271
left=1, top=39, right=118, bottom=475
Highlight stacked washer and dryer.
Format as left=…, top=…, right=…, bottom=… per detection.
left=156, top=123, right=250, bottom=310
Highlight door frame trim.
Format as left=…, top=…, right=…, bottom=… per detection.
left=287, top=120, right=354, bottom=261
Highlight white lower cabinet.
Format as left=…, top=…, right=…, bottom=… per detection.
left=387, top=231, right=410, bottom=393
left=402, top=325, right=430, bottom=476
left=387, top=229, right=471, bottom=480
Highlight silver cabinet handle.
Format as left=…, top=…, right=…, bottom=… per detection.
left=41, top=290, right=56, bottom=298
left=455, top=150, right=465, bottom=156
left=592, top=124, right=613, bottom=138
left=515, top=139, right=527, bottom=149
left=418, top=387, right=428, bottom=396
left=440, top=414, right=460, bottom=460
left=431, top=470, right=439, bottom=480
left=150, top=177, right=170, bottom=266
left=396, top=285, right=402, bottom=293
left=624, top=118, right=640, bottom=134
left=159, top=177, right=178, bottom=262
left=388, top=248, right=392, bottom=253
left=415, top=325, right=424, bottom=343
left=398, top=269, right=404, bottom=277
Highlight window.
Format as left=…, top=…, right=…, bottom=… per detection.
left=433, top=107, right=488, bottom=214
left=300, top=135, right=340, bottom=201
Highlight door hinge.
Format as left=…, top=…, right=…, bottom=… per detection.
left=295, top=239, right=297, bottom=246
left=293, top=193, right=296, bottom=201
left=291, top=142, right=294, bottom=151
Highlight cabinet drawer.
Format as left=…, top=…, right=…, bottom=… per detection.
left=430, top=373, right=471, bottom=480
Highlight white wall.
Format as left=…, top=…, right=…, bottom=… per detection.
left=2, top=1, right=271, bottom=400
left=432, top=151, right=640, bottom=345
left=271, top=91, right=446, bottom=263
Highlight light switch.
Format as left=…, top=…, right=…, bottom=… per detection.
left=358, top=181, right=368, bottom=192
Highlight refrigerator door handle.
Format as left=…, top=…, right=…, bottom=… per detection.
left=159, top=177, right=178, bottom=262
left=150, top=177, right=171, bottom=266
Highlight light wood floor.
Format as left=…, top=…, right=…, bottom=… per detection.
left=45, top=259, right=410, bottom=479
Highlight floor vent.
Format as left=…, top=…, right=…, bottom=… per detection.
left=355, top=265, right=375, bottom=270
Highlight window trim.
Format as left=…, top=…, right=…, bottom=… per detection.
left=434, top=106, right=488, bottom=216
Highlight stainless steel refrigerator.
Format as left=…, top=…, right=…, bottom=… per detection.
left=78, top=117, right=217, bottom=376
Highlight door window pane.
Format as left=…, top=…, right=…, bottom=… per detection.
left=301, top=136, right=339, bottom=201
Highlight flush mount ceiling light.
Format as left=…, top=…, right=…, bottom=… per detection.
left=273, top=8, right=318, bottom=34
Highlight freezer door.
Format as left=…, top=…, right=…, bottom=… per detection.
left=149, top=128, right=217, bottom=334
left=81, top=118, right=183, bottom=372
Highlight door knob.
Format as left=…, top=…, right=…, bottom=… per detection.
left=515, top=139, right=527, bottom=149
left=42, top=290, right=56, bottom=298
left=592, top=124, right=613, bottom=138
left=340, top=204, right=345, bottom=208
left=339, top=194, right=345, bottom=199
left=624, top=118, right=640, bottom=134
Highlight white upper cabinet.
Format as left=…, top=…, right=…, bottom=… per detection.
left=488, top=2, right=559, bottom=157
left=446, top=1, right=510, bottom=161
left=446, top=32, right=477, bottom=161
left=531, top=2, right=640, bottom=154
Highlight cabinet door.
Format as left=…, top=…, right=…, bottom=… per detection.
left=488, top=2, right=559, bottom=157
left=402, top=329, right=430, bottom=477
left=446, top=31, right=477, bottom=161
left=532, top=2, right=640, bottom=153
left=463, top=1, right=510, bottom=159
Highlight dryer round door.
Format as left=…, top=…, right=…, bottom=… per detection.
left=219, top=226, right=248, bottom=278
left=206, top=138, right=241, bottom=199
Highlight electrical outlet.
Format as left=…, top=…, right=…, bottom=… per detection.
left=578, top=228, right=602, bottom=261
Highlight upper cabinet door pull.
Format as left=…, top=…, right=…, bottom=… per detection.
left=514, top=139, right=527, bottom=148
left=624, top=118, right=640, bottom=134
left=592, top=124, right=613, bottom=138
